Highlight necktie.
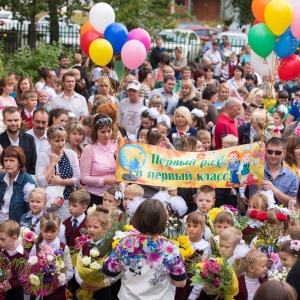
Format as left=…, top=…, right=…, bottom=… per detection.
left=72, top=219, right=78, bottom=229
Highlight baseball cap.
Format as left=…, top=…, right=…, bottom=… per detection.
left=127, top=80, right=141, bottom=91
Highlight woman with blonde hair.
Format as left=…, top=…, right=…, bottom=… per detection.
left=216, top=83, right=231, bottom=110
left=88, top=76, right=117, bottom=113
left=246, top=87, right=264, bottom=108
left=177, top=80, right=198, bottom=111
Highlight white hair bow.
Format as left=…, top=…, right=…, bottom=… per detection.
left=290, top=240, right=300, bottom=251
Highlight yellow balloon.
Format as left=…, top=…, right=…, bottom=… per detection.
left=265, top=0, right=293, bottom=35
left=89, top=39, right=113, bottom=66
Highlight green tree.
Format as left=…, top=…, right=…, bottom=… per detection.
left=228, top=0, right=254, bottom=27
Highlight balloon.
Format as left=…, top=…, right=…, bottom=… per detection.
left=128, top=28, right=151, bottom=51
left=251, top=51, right=276, bottom=76
left=89, top=2, right=115, bottom=33
left=252, top=0, right=271, bottom=23
left=89, top=39, right=113, bottom=67
left=248, top=24, right=276, bottom=58
left=264, top=0, right=293, bottom=35
left=80, top=30, right=103, bottom=57
left=291, top=5, right=300, bottom=38
left=121, top=40, right=146, bottom=70
left=104, top=22, right=128, bottom=54
left=274, top=27, right=299, bottom=58
left=252, top=19, right=261, bottom=26
left=278, top=54, right=300, bottom=80
left=80, top=21, right=96, bottom=36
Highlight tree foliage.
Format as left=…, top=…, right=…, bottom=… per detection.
left=228, top=0, right=254, bottom=27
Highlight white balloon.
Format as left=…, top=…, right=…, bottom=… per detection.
left=288, top=0, right=298, bottom=9
left=89, top=2, right=115, bottom=33
left=251, top=51, right=277, bottom=76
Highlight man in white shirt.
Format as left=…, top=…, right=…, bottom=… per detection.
left=51, top=72, right=88, bottom=121
left=204, top=42, right=223, bottom=81
left=42, top=69, right=57, bottom=104
left=27, top=108, right=49, bottom=155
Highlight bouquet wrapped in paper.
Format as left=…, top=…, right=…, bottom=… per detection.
left=15, top=245, right=66, bottom=297
left=18, top=227, right=38, bottom=250
left=191, top=257, right=238, bottom=300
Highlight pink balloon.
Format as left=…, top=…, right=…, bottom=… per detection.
left=121, top=40, right=146, bottom=70
left=291, top=5, right=300, bottom=38
left=128, top=28, right=151, bottom=51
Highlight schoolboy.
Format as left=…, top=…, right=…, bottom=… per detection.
left=21, top=91, right=37, bottom=131
left=214, top=211, right=234, bottom=236
left=0, top=220, right=29, bottom=300
left=222, top=134, right=238, bottom=149
left=63, top=189, right=90, bottom=247
left=123, top=184, right=144, bottom=212
left=19, top=187, right=47, bottom=231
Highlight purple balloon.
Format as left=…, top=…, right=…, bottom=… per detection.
left=128, top=28, right=151, bottom=52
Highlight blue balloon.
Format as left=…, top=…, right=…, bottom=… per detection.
left=104, top=22, right=128, bottom=54
left=274, top=27, right=299, bottom=58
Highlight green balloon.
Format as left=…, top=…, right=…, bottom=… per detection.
left=248, top=24, right=276, bottom=58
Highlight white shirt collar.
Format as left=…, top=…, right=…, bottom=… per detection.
left=40, top=236, right=60, bottom=249
left=32, top=210, right=44, bottom=222
left=6, top=241, right=24, bottom=256
left=89, top=237, right=105, bottom=245
left=24, top=108, right=34, bottom=117
left=27, top=128, right=47, bottom=141
left=3, top=172, right=19, bottom=186
left=71, top=213, right=85, bottom=225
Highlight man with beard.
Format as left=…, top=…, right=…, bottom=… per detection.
left=54, top=53, right=70, bottom=78
left=0, top=107, right=37, bottom=174
left=27, top=108, right=49, bottom=155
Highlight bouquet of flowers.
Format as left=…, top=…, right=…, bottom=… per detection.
left=191, top=257, right=239, bottom=300
left=172, top=131, right=190, bottom=150
left=15, top=245, right=66, bottom=296
left=21, top=115, right=33, bottom=131
left=249, top=209, right=287, bottom=258
left=268, top=267, right=289, bottom=281
left=18, top=227, right=38, bottom=250
left=0, top=253, right=12, bottom=291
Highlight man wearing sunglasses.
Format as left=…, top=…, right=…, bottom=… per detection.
left=249, top=137, right=298, bottom=206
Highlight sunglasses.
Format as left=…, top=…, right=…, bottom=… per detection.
left=267, top=174, right=273, bottom=181
left=50, top=126, right=65, bottom=132
left=96, top=117, right=113, bottom=126
left=266, top=149, right=283, bottom=155
left=164, top=101, right=169, bottom=111
left=128, top=80, right=140, bottom=86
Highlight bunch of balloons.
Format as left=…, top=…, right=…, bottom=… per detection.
left=80, top=2, right=151, bottom=69
left=249, top=0, right=300, bottom=80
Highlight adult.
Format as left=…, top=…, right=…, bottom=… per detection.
left=286, top=88, right=300, bottom=125
left=64, top=120, right=86, bottom=160
left=284, top=135, right=300, bottom=179
left=97, top=102, right=119, bottom=139
left=240, top=44, right=251, bottom=66
left=7, top=72, right=21, bottom=98
left=150, top=36, right=165, bottom=69
left=0, top=107, right=37, bottom=175
left=35, top=126, right=80, bottom=220
left=118, top=80, right=145, bottom=135
left=103, top=199, right=186, bottom=299
left=193, top=69, right=206, bottom=95
left=249, top=137, right=299, bottom=205
left=48, top=108, right=69, bottom=127
left=219, top=35, right=228, bottom=51
left=167, top=106, right=197, bottom=146
left=54, top=53, right=70, bottom=78
left=201, top=85, right=219, bottom=127
left=15, top=76, right=35, bottom=104
left=246, top=88, right=264, bottom=108
left=203, top=66, right=219, bottom=88
left=214, top=98, right=241, bottom=150
left=42, top=69, right=57, bottom=103
left=226, top=65, right=246, bottom=94
left=148, top=75, right=179, bottom=117
left=200, top=57, right=211, bottom=70
left=80, top=113, right=120, bottom=206
left=173, top=46, right=187, bottom=80
left=180, top=66, right=192, bottom=81
left=117, top=74, right=135, bottom=101
left=0, top=146, right=36, bottom=222
left=286, top=75, right=300, bottom=101
left=138, top=68, right=152, bottom=100
left=51, top=72, right=88, bottom=121
left=153, top=65, right=182, bottom=93
left=73, top=53, right=89, bottom=88
left=215, top=83, right=231, bottom=111
left=202, top=32, right=217, bottom=55
left=243, top=62, right=262, bottom=86
left=177, top=79, right=198, bottom=111
left=27, top=108, right=49, bottom=155
left=203, top=42, right=222, bottom=81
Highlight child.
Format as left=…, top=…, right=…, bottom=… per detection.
left=103, top=187, right=123, bottom=213
left=234, top=250, right=268, bottom=300
left=37, top=89, right=50, bottom=111
left=181, top=136, right=204, bottom=152
left=75, top=206, right=119, bottom=299
left=63, top=189, right=90, bottom=248
left=20, top=187, right=48, bottom=232
left=222, top=134, right=238, bottom=148
left=157, top=121, right=175, bottom=149
left=137, top=128, right=148, bottom=144
left=237, top=87, right=249, bottom=102
left=175, top=212, right=211, bottom=300
left=245, top=73, right=256, bottom=92
left=148, top=95, right=171, bottom=128
left=167, top=187, right=177, bottom=197
left=279, top=240, right=299, bottom=269
left=272, top=105, right=287, bottom=136
left=21, top=91, right=37, bottom=131
left=0, top=220, right=29, bottom=300
left=123, top=184, right=144, bottom=212
left=244, top=104, right=255, bottom=123
left=214, top=211, right=234, bottom=236
left=30, top=213, right=73, bottom=300
left=82, top=115, right=94, bottom=146
left=269, top=90, right=290, bottom=122
left=136, top=107, right=159, bottom=141
left=190, top=108, right=206, bottom=131
left=197, top=130, right=211, bottom=152
left=147, top=127, right=162, bottom=146
left=0, top=77, right=17, bottom=107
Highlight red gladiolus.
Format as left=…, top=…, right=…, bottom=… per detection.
left=276, top=213, right=287, bottom=222
left=256, top=212, right=268, bottom=222
left=249, top=210, right=259, bottom=219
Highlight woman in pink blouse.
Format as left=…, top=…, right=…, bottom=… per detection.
left=80, top=113, right=121, bottom=206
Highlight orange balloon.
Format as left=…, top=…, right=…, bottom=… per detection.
left=80, top=21, right=96, bottom=36
left=252, top=0, right=271, bottom=23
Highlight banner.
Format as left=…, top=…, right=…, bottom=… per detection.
left=116, top=140, right=265, bottom=188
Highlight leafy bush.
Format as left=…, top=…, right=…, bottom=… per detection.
left=5, top=41, right=74, bottom=82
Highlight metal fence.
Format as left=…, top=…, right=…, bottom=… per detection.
left=0, top=22, right=81, bottom=53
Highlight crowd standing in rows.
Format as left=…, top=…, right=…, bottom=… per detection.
left=0, top=34, right=299, bottom=300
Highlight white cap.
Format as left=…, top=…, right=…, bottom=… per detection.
left=127, top=80, right=141, bottom=91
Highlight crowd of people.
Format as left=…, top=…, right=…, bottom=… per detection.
left=0, top=33, right=299, bottom=300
